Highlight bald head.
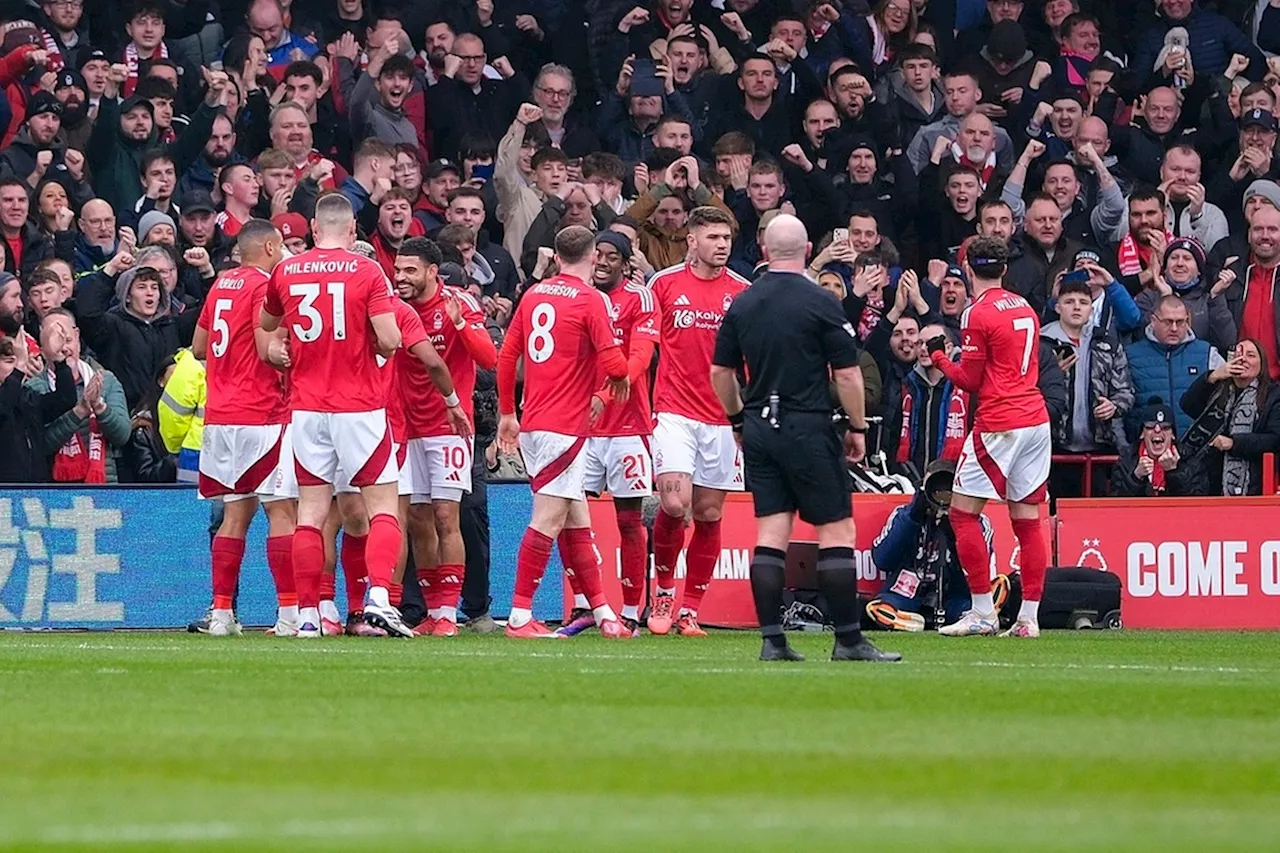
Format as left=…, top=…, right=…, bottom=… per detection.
left=763, top=214, right=810, bottom=270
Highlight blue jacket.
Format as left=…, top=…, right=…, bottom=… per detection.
left=1133, top=8, right=1264, bottom=86
left=1124, top=327, right=1225, bottom=438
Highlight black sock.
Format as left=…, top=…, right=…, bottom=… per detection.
left=818, top=546, right=863, bottom=646
left=750, top=546, right=788, bottom=647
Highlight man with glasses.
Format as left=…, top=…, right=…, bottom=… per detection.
left=529, top=64, right=600, bottom=159
left=427, top=33, right=523, bottom=162
left=38, top=0, right=88, bottom=63
left=1125, top=296, right=1224, bottom=438
left=1111, top=397, right=1208, bottom=496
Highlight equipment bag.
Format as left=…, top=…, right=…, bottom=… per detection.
left=1039, top=567, right=1122, bottom=629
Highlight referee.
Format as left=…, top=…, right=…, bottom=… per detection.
left=711, top=215, right=902, bottom=664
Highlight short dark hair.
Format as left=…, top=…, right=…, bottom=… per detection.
left=1129, top=185, right=1167, bottom=209
left=0, top=177, right=29, bottom=196
left=712, top=131, right=755, bottom=157
left=134, top=77, right=176, bottom=102
left=26, top=269, right=61, bottom=292
left=1059, top=12, right=1099, bottom=41
left=127, top=1, right=166, bottom=21
left=436, top=223, right=476, bottom=248
left=379, top=186, right=415, bottom=206
left=531, top=146, right=568, bottom=170
left=458, top=132, right=496, bottom=161
left=446, top=186, right=485, bottom=206
left=582, top=152, right=626, bottom=183
left=654, top=114, right=692, bottom=135
left=140, top=149, right=174, bottom=176
left=354, top=138, right=396, bottom=169
left=688, top=206, right=734, bottom=230
left=645, top=147, right=682, bottom=173
left=283, top=60, right=323, bottom=86
left=978, top=198, right=1013, bottom=218
left=554, top=225, right=596, bottom=263
left=398, top=236, right=443, bottom=267
left=1059, top=278, right=1092, bottom=298
left=897, top=43, right=937, bottom=65
left=965, top=235, right=1008, bottom=278
left=1241, top=81, right=1276, bottom=105
left=741, top=55, right=776, bottom=75
left=380, top=54, right=415, bottom=79
left=237, top=217, right=279, bottom=251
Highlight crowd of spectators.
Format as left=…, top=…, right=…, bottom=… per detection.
left=0, top=0, right=1278, bottom=500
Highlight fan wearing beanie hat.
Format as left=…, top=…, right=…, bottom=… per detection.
left=1111, top=397, right=1208, bottom=497
left=1130, top=236, right=1238, bottom=352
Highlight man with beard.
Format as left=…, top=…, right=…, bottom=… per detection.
left=179, top=114, right=245, bottom=198
left=215, top=164, right=259, bottom=239
left=0, top=92, right=80, bottom=197
left=87, top=63, right=224, bottom=218
left=176, top=189, right=229, bottom=269
left=0, top=178, right=63, bottom=283
left=36, top=0, right=89, bottom=66
left=269, top=61, right=347, bottom=168
left=52, top=70, right=91, bottom=153
left=266, top=102, right=348, bottom=192
left=1111, top=188, right=1172, bottom=294
left=1217, top=204, right=1280, bottom=381
left=824, top=66, right=894, bottom=150
left=0, top=272, right=40, bottom=365
left=73, top=199, right=123, bottom=277
left=907, top=71, right=1014, bottom=174
left=415, top=159, right=459, bottom=233
left=347, top=41, right=420, bottom=150
left=667, top=32, right=732, bottom=139
left=370, top=188, right=419, bottom=279
left=528, top=64, right=600, bottom=159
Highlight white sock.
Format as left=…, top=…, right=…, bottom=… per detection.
left=679, top=607, right=697, bottom=619
left=366, top=586, right=390, bottom=609
left=971, top=593, right=995, bottom=615
left=440, top=606, right=457, bottom=621
left=212, top=607, right=234, bottom=622
left=657, top=587, right=676, bottom=598
left=1018, top=599, right=1040, bottom=623
left=278, top=604, right=299, bottom=624
left=319, top=599, right=341, bottom=622
left=621, top=604, right=639, bottom=621
left=593, top=605, right=617, bottom=625
left=428, top=607, right=445, bottom=620
left=573, top=594, right=589, bottom=609
left=300, top=606, right=320, bottom=627
left=509, top=607, right=532, bottom=628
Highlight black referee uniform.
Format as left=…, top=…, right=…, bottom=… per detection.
left=713, top=269, right=901, bottom=663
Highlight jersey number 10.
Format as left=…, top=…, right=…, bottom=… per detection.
left=290, top=282, right=348, bottom=342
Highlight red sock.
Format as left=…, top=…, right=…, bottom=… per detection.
left=320, top=570, right=335, bottom=602
left=365, top=514, right=400, bottom=590
left=680, top=519, right=720, bottom=614
left=513, top=527, right=554, bottom=609
left=292, top=525, right=325, bottom=610
left=389, top=582, right=403, bottom=608
left=564, top=559, right=584, bottom=598
left=1011, top=516, right=1048, bottom=601
left=266, top=534, right=297, bottom=608
left=558, top=528, right=607, bottom=609
left=616, top=508, right=647, bottom=609
left=949, top=507, right=992, bottom=595
left=341, top=533, right=368, bottom=614
left=416, top=565, right=440, bottom=609
left=437, top=563, right=464, bottom=612
left=211, top=536, right=245, bottom=611
left=652, top=509, right=685, bottom=591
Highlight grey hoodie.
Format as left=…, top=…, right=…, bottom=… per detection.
left=1042, top=320, right=1136, bottom=453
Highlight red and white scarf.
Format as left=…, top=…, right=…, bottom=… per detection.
left=1139, top=444, right=1166, bottom=493
left=48, top=361, right=107, bottom=484
left=38, top=29, right=66, bottom=73
left=123, top=40, right=168, bottom=97
left=951, top=143, right=996, bottom=190
left=898, top=381, right=969, bottom=465
left=1117, top=229, right=1172, bottom=277
left=856, top=287, right=885, bottom=340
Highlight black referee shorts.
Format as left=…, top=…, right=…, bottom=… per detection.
left=742, top=412, right=852, bottom=526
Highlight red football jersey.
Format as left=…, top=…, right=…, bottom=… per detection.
left=215, top=210, right=244, bottom=238
left=650, top=263, right=750, bottom=425
left=398, top=286, right=492, bottom=439
left=947, top=287, right=1049, bottom=432
left=197, top=266, right=287, bottom=426
left=263, top=247, right=395, bottom=413
left=592, top=281, right=659, bottom=437
left=385, top=300, right=430, bottom=442
left=507, top=274, right=618, bottom=436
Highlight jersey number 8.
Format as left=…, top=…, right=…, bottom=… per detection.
left=290, top=281, right=347, bottom=342
left=527, top=303, right=556, bottom=363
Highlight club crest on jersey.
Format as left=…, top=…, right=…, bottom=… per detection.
left=432, top=312, right=444, bottom=331
left=722, top=293, right=733, bottom=311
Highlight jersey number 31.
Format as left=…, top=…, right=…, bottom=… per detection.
left=290, top=282, right=347, bottom=342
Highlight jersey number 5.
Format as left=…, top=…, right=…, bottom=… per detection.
left=290, top=282, right=347, bottom=342
left=527, top=303, right=556, bottom=363
left=1012, top=316, right=1036, bottom=376
left=210, top=299, right=233, bottom=358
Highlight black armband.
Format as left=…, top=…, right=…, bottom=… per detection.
left=728, top=410, right=745, bottom=432
left=847, top=424, right=867, bottom=434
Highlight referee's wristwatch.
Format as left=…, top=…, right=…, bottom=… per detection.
left=847, top=423, right=868, bottom=434
left=728, top=410, right=745, bottom=433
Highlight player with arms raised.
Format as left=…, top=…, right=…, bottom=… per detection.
left=496, top=226, right=633, bottom=639
left=261, top=193, right=449, bottom=639
left=648, top=206, right=750, bottom=636
left=193, top=219, right=297, bottom=637
left=558, top=231, right=658, bottom=637
left=395, top=239, right=495, bottom=637
left=925, top=236, right=1050, bottom=638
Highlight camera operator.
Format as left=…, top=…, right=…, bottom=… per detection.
left=867, top=460, right=1009, bottom=631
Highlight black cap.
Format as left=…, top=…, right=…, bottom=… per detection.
left=1240, top=108, right=1277, bottom=131
left=987, top=20, right=1027, bottom=62
left=438, top=262, right=469, bottom=287
left=54, top=70, right=86, bottom=94
left=79, top=48, right=109, bottom=69
left=1072, top=248, right=1102, bottom=267
left=177, top=188, right=217, bottom=216
left=594, top=230, right=632, bottom=261
left=26, top=91, right=63, bottom=119
left=1140, top=397, right=1177, bottom=429
left=120, top=94, right=154, bottom=116
left=425, top=158, right=461, bottom=179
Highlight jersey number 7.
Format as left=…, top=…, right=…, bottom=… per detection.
left=1012, top=317, right=1036, bottom=376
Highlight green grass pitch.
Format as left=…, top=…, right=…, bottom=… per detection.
left=1, top=630, right=1278, bottom=852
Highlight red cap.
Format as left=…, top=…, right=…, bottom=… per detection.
left=271, top=213, right=308, bottom=240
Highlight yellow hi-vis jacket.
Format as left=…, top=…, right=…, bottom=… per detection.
left=158, top=348, right=205, bottom=483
